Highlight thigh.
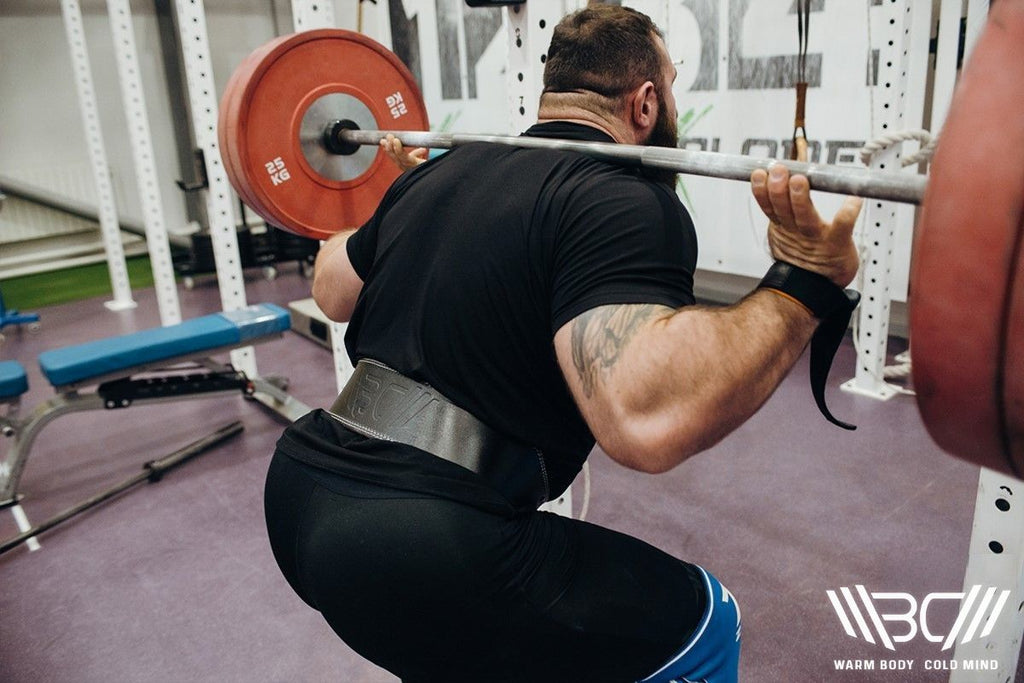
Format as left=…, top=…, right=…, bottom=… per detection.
left=288, top=475, right=705, bottom=683
left=506, top=511, right=706, bottom=682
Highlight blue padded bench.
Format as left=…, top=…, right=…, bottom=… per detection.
left=0, top=360, right=28, bottom=400
left=1, top=303, right=310, bottom=514
left=38, top=303, right=290, bottom=389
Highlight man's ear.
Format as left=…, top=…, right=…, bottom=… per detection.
left=628, top=80, right=658, bottom=137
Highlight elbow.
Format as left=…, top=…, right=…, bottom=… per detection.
left=599, top=409, right=711, bottom=475
left=311, top=277, right=355, bottom=323
left=310, top=230, right=362, bottom=322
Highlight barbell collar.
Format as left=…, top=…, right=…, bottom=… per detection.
left=322, top=119, right=363, bottom=156
left=338, top=128, right=927, bottom=205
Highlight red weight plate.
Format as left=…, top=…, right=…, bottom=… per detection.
left=220, top=33, right=324, bottom=221
left=226, top=29, right=429, bottom=240
left=910, top=0, right=1024, bottom=476
left=220, top=38, right=283, bottom=218
left=1006, top=235, right=1024, bottom=465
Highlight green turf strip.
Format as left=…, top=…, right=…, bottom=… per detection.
left=0, top=257, right=155, bottom=311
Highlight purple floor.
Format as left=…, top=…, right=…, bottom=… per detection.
left=0, top=267, right=1016, bottom=682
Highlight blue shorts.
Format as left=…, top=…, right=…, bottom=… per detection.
left=639, top=566, right=742, bottom=683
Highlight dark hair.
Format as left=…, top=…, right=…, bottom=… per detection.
left=542, top=6, right=665, bottom=100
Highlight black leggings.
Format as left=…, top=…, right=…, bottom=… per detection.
left=264, top=451, right=706, bottom=683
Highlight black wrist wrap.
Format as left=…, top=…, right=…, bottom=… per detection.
left=758, top=261, right=862, bottom=430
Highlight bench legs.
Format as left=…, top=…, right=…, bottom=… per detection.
left=1, top=360, right=311, bottom=551
left=5, top=502, right=41, bottom=552
left=1, top=392, right=106, bottom=506
left=249, top=375, right=311, bottom=422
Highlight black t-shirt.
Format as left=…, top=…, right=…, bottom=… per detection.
left=278, top=122, right=697, bottom=509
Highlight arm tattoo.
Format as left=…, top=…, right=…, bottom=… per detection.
left=570, top=304, right=669, bottom=398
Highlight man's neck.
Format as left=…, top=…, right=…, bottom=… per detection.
left=536, top=94, right=638, bottom=144
left=534, top=116, right=623, bottom=142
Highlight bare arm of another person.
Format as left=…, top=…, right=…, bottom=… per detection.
left=553, top=166, right=863, bottom=473
left=312, top=229, right=363, bottom=323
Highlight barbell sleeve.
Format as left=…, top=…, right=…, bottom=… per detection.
left=340, top=128, right=928, bottom=205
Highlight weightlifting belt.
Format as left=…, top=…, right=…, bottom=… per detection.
left=327, top=359, right=550, bottom=508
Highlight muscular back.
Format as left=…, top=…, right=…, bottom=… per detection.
left=344, top=124, right=697, bottom=493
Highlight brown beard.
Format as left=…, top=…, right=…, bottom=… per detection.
left=641, top=87, right=680, bottom=188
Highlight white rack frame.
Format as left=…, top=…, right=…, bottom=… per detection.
left=106, top=0, right=182, bottom=326
left=841, top=0, right=920, bottom=401
left=173, top=0, right=254, bottom=376
left=291, top=0, right=336, bottom=32
left=505, top=2, right=557, bottom=136
left=60, top=0, right=136, bottom=312
left=951, top=470, right=1024, bottom=680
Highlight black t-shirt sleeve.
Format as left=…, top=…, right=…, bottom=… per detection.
left=345, top=164, right=431, bottom=281
left=550, top=178, right=697, bottom=334
left=346, top=213, right=379, bottom=281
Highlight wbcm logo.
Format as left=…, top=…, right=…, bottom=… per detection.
left=826, top=585, right=1010, bottom=651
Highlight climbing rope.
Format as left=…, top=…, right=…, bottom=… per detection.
left=859, top=129, right=938, bottom=168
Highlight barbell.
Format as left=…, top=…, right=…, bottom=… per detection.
left=217, top=9, right=1024, bottom=479
left=217, top=28, right=927, bottom=241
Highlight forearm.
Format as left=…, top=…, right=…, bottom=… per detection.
left=565, top=290, right=817, bottom=472
left=311, top=229, right=361, bottom=322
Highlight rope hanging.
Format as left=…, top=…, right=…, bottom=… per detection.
left=859, top=129, right=938, bottom=167
left=790, top=0, right=811, bottom=161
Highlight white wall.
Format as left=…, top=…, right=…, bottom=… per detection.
left=0, top=1, right=358, bottom=238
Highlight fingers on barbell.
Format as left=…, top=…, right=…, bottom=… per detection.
left=381, top=135, right=399, bottom=154
left=380, top=135, right=427, bottom=170
left=381, top=136, right=406, bottom=165
left=764, top=165, right=798, bottom=228
left=786, top=174, right=828, bottom=238
left=749, top=169, right=777, bottom=223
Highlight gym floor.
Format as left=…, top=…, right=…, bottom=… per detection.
left=0, top=267, right=1016, bottom=682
